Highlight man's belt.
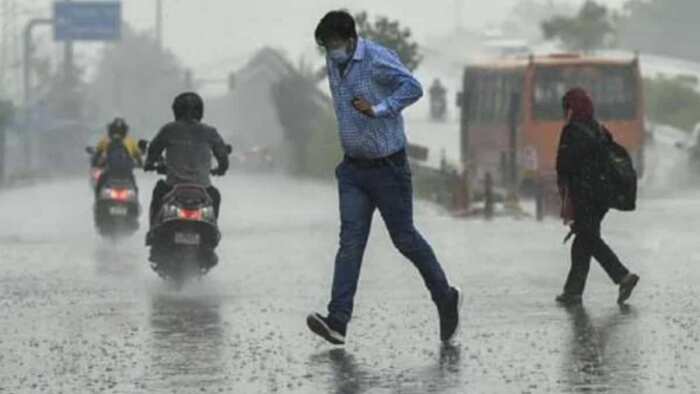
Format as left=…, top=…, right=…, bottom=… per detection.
left=345, top=149, right=406, bottom=168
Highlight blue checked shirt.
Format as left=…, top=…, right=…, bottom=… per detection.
left=326, top=38, right=423, bottom=159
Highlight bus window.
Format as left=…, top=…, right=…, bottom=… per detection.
left=533, top=65, right=637, bottom=121
left=467, top=70, right=524, bottom=125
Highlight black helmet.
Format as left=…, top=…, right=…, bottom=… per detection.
left=172, top=92, right=204, bottom=121
left=108, top=117, right=129, bottom=139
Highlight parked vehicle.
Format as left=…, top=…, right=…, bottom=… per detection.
left=455, top=54, right=647, bottom=218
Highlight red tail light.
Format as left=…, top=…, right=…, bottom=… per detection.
left=178, top=209, right=203, bottom=221
left=110, top=188, right=131, bottom=202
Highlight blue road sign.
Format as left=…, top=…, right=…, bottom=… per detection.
left=54, top=2, right=121, bottom=41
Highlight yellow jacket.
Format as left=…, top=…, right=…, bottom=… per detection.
left=96, top=136, right=143, bottom=166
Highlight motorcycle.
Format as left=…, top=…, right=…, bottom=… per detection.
left=146, top=145, right=231, bottom=288
left=85, top=142, right=147, bottom=238
left=93, top=175, right=141, bottom=237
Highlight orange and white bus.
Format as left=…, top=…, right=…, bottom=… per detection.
left=456, top=54, right=646, bottom=215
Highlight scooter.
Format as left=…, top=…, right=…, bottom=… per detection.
left=93, top=175, right=141, bottom=237
left=145, top=146, right=231, bottom=288
left=85, top=141, right=147, bottom=238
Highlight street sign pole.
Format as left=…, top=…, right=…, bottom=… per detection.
left=52, top=1, right=121, bottom=117
left=63, top=0, right=73, bottom=83
left=22, top=18, right=53, bottom=175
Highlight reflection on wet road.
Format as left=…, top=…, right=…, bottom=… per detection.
left=308, top=344, right=461, bottom=394
left=561, top=305, right=640, bottom=393
left=147, top=294, right=224, bottom=391
left=1, top=175, right=700, bottom=393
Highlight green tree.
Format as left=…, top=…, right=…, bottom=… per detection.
left=541, top=1, right=616, bottom=52
left=645, top=75, right=700, bottom=131
left=354, top=11, right=422, bottom=71
left=86, top=25, right=187, bottom=134
left=272, top=59, right=341, bottom=178
left=502, top=0, right=576, bottom=43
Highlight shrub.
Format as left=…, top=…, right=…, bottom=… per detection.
left=644, top=75, right=700, bottom=131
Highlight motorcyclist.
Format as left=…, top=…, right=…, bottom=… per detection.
left=429, top=78, right=447, bottom=121
left=93, top=118, right=143, bottom=194
left=144, top=92, right=229, bottom=234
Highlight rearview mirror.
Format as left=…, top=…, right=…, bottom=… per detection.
left=226, top=144, right=233, bottom=154
left=85, top=146, right=96, bottom=155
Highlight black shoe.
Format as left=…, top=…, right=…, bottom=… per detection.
left=617, top=273, right=639, bottom=305
left=307, top=313, right=346, bottom=345
left=439, top=287, right=463, bottom=343
left=555, top=293, right=582, bottom=306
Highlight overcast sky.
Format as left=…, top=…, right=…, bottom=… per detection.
left=9, top=0, right=628, bottom=82
left=121, top=0, right=629, bottom=75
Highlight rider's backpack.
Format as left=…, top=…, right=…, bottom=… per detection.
left=572, top=122, right=638, bottom=211
left=105, top=138, right=135, bottom=174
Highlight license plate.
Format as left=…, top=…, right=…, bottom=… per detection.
left=174, top=232, right=200, bottom=245
left=109, top=206, right=128, bottom=216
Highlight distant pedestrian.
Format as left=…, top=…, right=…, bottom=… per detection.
left=429, top=78, right=447, bottom=121
left=306, top=10, right=462, bottom=345
left=555, top=87, right=639, bottom=306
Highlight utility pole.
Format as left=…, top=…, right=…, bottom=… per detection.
left=0, top=0, right=17, bottom=97
left=156, top=0, right=163, bottom=49
left=1, top=0, right=8, bottom=90
left=505, top=92, right=523, bottom=215
left=11, top=0, right=20, bottom=99
left=454, top=0, right=464, bottom=32
left=0, top=100, right=12, bottom=185
left=23, top=18, right=53, bottom=107
left=184, top=68, right=193, bottom=90
left=22, top=18, right=52, bottom=173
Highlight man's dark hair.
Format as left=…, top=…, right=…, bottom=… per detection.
left=172, top=92, right=204, bottom=121
left=314, top=10, right=357, bottom=47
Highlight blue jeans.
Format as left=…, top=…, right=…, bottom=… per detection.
left=328, top=156, right=452, bottom=326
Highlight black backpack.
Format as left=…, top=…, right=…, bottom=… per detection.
left=572, top=122, right=638, bottom=211
left=105, top=138, right=135, bottom=174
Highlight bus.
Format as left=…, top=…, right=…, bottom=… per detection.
left=456, top=54, right=646, bottom=217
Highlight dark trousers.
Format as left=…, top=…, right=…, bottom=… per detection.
left=563, top=205, right=629, bottom=295
left=149, top=180, right=221, bottom=226
left=328, top=154, right=452, bottom=326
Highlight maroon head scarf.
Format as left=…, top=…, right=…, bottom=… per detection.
left=562, top=87, right=594, bottom=122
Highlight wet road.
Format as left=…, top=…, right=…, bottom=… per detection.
left=1, top=174, right=700, bottom=393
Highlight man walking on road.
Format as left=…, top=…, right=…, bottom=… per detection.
left=306, top=10, right=462, bottom=345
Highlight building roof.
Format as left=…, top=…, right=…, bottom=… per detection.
left=467, top=53, right=638, bottom=71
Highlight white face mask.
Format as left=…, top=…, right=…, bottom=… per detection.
left=327, top=47, right=351, bottom=64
